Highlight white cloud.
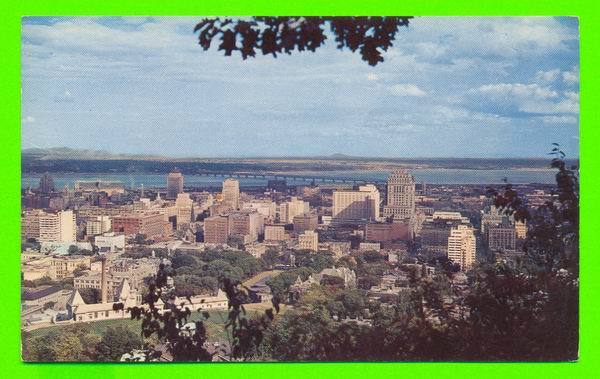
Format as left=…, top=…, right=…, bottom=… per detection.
left=120, top=17, right=150, bottom=25
left=469, top=83, right=558, bottom=99
left=562, top=69, right=579, bottom=85
left=408, top=17, right=577, bottom=60
left=366, top=73, right=379, bottom=81
left=22, top=116, right=35, bottom=123
left=519, top=91, right=579, bottom=114
left=535, top=68, right=561, bottom=82
left=389, top=84, right=427, bottom=97
left=465, top=82, right=579, bottom=118
left=541, top=115, right=578, bottom=124
left=22, top=18, right=193, bottom=56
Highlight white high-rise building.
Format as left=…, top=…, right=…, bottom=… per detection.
left=278, top=197, right=310, bottom=224
left=86, top=215, right=112, bottom=236
left=447, top=224, right=476, bottom=271
left=222, top=178, right=240, bottom=210
left=332, top=184, right=380, bottom=223
left=39, top=210, right=77, bottom=243
left=383, top=170, right=415, bottom=220
left=242, top=200, right=277, bottom=220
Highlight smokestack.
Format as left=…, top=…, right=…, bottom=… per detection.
left=101, top=257, right=108, bottom=303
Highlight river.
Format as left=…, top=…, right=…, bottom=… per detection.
left=21, top=168, right=557, bottom=190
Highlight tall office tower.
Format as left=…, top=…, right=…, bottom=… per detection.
left=38, top=172, right=55, bottom=194
left=166, top=169, right=184, bottom=200
left=175, top=193, right=194, bottom=227
left=332, top=184, right=380, bottom=223
left=383, top=170, right=415, bottom=220
left=447, top=224, right=476, bottom=271
left=229, top=211, right=264, bottom=242
left=204, top=215, right=231, bottom=244
left=222, top=178, right=240, bottom=210
left=481, top=205, right=509, bottom=234
left=38, top=210, right=77, bottom=243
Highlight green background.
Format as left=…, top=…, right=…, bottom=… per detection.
left=1, top=0, right=597, bottom=377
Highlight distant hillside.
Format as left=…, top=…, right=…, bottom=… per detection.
left=22, top=147, right=164, bottom=161
left=21, top=147, right=578, bottom=174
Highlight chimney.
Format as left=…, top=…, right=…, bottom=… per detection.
left=101, top=257, right=108, bottom=303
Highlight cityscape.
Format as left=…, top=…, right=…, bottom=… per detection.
left=21, top=16, right=579, bottom=362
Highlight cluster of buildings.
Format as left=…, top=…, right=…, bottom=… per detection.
left=21, top=167, right=541, bottom=329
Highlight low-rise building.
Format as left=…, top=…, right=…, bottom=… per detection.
left=49, top=255, right=91, bottom=279
left=359, top=242, right=381, bottom=252
left=365, top=221, right=411, bottom=242
left=173, top=290, right=228, bottom=311
left=22, top=285, right=64, bottom=307
left=94, top=232, right=126, bottom=252
left=298, top=230, right=319, bottom=251
left=293, top=213, right=318, bottom=234
left=487, top=225, right=517, bottom=252
left=264, top=224, right=286, bottom=241
left=112, top=212, right=166, bottom=238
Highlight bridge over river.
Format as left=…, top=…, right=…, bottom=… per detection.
left=190, top=172, right=387, bottom=185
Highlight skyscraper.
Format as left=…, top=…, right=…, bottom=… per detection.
left=204, top=215, right=230, bottom=244
left=38, top=172, right=55, bottom=194
left=222, top=178, right=240, bottom=210
left=383, top=170, right=415, bottom=220
left=166, top=169, right=184, bottom=200
left=175, top=193, right=194, bottom=228
left=447, top=224, right=476, bottom=271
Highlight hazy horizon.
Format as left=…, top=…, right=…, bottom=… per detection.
left=22, top=146, right=578, bottom=161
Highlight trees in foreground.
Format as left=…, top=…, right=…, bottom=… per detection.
left=22, top=324, right=140, bottom=362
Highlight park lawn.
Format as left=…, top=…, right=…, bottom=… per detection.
left=24, top=305, right=287, bottom=342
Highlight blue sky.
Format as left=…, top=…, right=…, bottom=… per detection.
left=21, top=17, right=579, bottom=158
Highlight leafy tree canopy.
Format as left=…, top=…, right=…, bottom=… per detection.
left=194, top=17, right=412, bottom=66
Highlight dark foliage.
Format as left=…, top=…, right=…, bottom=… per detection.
left=95, top=326, right=142, bottom=362
left=79, top=287, right=101, bottom=304
left=194, top=17, right=412, bottom=66
left=121, top=258, right=279, bottom=361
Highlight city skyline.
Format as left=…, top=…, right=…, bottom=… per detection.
left=22, top=17, right=579, bottom=158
